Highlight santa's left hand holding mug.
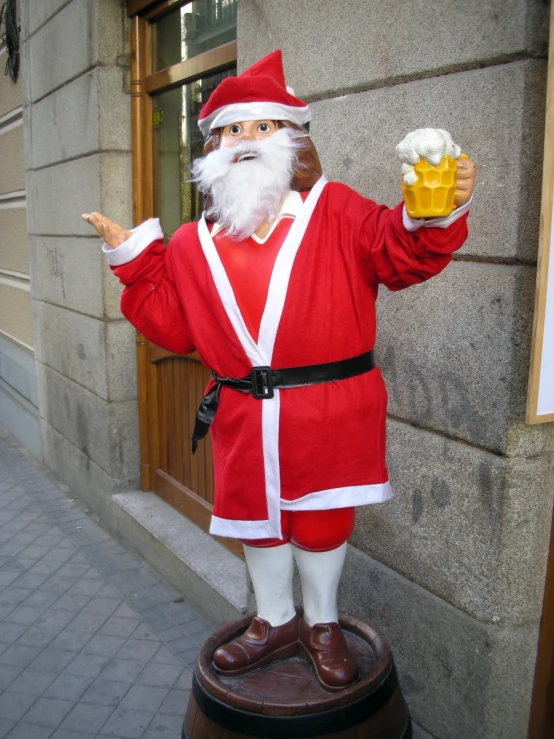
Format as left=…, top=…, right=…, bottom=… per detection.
left=81, top=212, right=131, bottom=248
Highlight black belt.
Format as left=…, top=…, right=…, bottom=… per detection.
left=191, top=349, right=375, bottom=453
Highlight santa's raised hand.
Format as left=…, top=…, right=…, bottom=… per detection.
left=81, top=212, right=131, bottom=248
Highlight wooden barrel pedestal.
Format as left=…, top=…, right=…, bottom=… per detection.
left=183, top=611, right=411, bottom=738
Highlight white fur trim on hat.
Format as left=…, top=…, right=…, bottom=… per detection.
left=199, top=101, right=312, bottom=136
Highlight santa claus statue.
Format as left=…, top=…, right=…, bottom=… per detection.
left=83, top=50, right=475, bottom=692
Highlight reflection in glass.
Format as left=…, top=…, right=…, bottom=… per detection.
left=153, top=68, right=236, bottom=238
left=154, top=0, right=237, bottom=72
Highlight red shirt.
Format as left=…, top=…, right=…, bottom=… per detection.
left=212, top=218, right=294, bottom=342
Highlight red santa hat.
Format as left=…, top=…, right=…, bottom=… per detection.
left=198, top=50, right=312, bottom=137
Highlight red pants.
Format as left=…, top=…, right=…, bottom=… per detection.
left=242, top=507, right=355, bottom=552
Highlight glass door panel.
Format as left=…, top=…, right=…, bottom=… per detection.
left=152, top=67, right=235, bottom=238
left=154, top=0, right=237, bottom=72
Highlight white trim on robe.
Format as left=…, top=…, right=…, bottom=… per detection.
left=198, top=175, right=328, bottom=540
left=280, top=482, right=393, bottom=511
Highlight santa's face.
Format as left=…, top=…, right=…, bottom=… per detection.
left=220, top=120, right=279, bottom=152
left=192, top=121, right=304, bottom=240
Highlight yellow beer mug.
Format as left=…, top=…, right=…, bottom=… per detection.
left=401, top=153, right=468, bottom=219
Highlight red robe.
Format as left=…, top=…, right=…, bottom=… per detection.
left=111, top=177, right=468, bottom=540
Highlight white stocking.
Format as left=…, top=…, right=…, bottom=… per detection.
left=243, top=543, right=296, bottom=627
left=292, top=542, right=347, bottom=626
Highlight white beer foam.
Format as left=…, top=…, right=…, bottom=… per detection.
left=397, top=128, right=461, bottom=185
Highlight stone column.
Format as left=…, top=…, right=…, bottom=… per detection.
left=20, top=0, right=138, bottom=520
left=238, top=2, right=553, bottom=737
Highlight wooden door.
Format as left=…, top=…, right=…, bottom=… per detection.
left=128, top=1, right=241, bottom=557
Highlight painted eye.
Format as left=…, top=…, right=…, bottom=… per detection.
left=258, top=122, right=271, bottom=133
left=229, top=124, right=241, bottom=134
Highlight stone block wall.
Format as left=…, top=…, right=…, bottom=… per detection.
left=20, top=0, right=138, bottom=518
left=238, top=1, right=553, bottom=737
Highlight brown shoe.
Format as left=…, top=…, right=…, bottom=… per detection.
left=299, top=617, right=359, bottom=692
left=212, top=613, right=299, bottom=676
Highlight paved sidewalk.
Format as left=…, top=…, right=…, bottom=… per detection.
left=0, top=429, right=213, bottom=739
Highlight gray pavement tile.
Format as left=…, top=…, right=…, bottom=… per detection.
left=0, top=571, right=20, bottom=586
left=41, top=549, right=74, bottom=564
left=95, top=561, right=122, bottom=577
left=145, top=614, right=174, bottom=631
left=9, top=533, right=43, bottom=547
left=21, top=697, right=74, bottom=728
left=1, top=586, right=33, bottom=607
left=7, top=669, right=57, bottom=696
left=99, top=659, right=147, bottom=684
left=174, top=669, right=193, bottom=691
left=55, top=564, right=90, bottom=580
left=119, top=685, right=168, bottom=713
left=137, top=663, right=183, bottom=689
left=38, top=577, right=73, bottom=596
left=63, top=654, right=111, bottom=679
left=115, top=639, right=160, bottom=663
left=130, top=623, right=157, bottom=641
left=149, top=625, right=182, bottom=643
left=65, top=612, right=111, bottom=634
left=142, top=584, right=178, bottom=604
left=0, top=604, right=15, bottom=620
left=16, top=546, right=52, bottom=560
left=142, top=712, right=184, bottom=739
left=0, top=664, right=23, bottom=691
left=43, top=674, right=96, bottom=702
left=95, top=584, right=120, bottom=600
left=66, top=579, right=104, bottom=598
left=191, top=629, right=211, bottom=645
left=58, top=703, right=114, bottom=734
left=17, top=627, right=60, bottom=649
left=13, top=572, right=51, bottom=589
left=80, top=678, right=131, bottom=708
left=160, top=600, right=193, bottom=617
left=29, top=648, right=78, bottom=675
left=111, top=603, right=142, bottom=621
left=20, top=590, right=60, bottom=611
left=182, top=618, right=209, bottom=636
left=0, top=543, right=26, bottom=557
left=98, top=707, right=154, bottom=738
left=0, top=644, right=42, bottom=668
left=85, top=598, right=122, bottom=617
left=151, top=645, right=183, bottom=666
left=27, top=561, right=64, bottom=576
left=4, top=722, right=53, bottom=738
left=99, top=618, right=139, bottom=639
left=82, top=635, right=126, bottom=658
left=54, top=593, right=91, bottom=612
left=0, top=719, right=16, bottom=739
left=34, top=609, right=77, bottom=632
left=50, top=730, right=96, bottom=739
left=0, top=690, right=38, bottom=720
left=179, top=648, right=199, bottom=668
left=166, top=636, right=197, bottom=654
left=158, top=689, right=188, bottom=716
left=48, top=630, right=93, bottom=653
left=67, top=552, right=90, bottom=566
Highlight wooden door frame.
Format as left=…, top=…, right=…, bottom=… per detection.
left=528, top=508, right=554, bottom=738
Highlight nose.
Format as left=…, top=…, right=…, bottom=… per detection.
left=239, top=127, right=256, bottom=142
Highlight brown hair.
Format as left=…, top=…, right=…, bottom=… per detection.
left=201, top=121, right=323, bottom=218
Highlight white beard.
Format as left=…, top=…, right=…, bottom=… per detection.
left=191, top=127, right=306, bottom=240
